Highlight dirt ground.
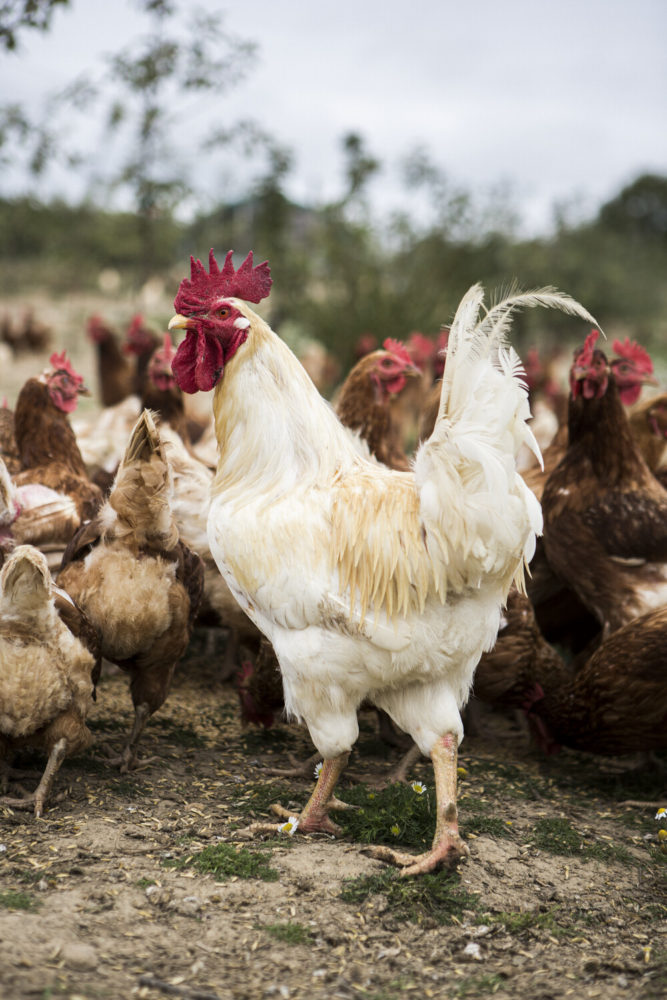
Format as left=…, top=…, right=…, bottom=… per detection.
left=0, top=291, right=665, bottom=999
left=0, top=638, right=665, bottom=1000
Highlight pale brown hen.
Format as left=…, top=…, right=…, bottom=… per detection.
left=0, top=546, right=100, bottom=817
left=57, top=410, right=204, bottom=772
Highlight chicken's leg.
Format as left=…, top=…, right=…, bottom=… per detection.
left=242, top=752, right=352, bottom=838
left=105, top=703, right=156, bottom=773
left=366, top=733, right=469, bottom=877
left=0, top=737, right=69, bottom=817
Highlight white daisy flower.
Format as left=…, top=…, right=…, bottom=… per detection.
left=411, top=781, right=427, bottom=795
left=279, top=816, right=299, bottom=837
left=655, top=807, right=667, bottom=820
left=314, top=761, right=323, bottom=778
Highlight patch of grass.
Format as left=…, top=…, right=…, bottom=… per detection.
left=336, top=783, right=434, bottom=849
left=15, top=868, right=47, bottom=884
left=136, top=878, right=157, bottom=890
left=163, top=842, right=279, bottom=882
left=455, top=974, right=504, bottom=997
left=529, top=817, right=633, bottom=864
left=462, top=815, right=512, bottom=839
left=0, top=890, right=39, bottom=910
left=490, top=907, right=578, bottom=938
left=340, top=868, right=478, bottom=925
left=259, top=921, right=313, bottom=945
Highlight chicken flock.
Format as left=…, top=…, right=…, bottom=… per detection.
left=0, top=249, right=666, bottom=879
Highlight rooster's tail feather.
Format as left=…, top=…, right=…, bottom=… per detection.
left=416, top=284, right=599, bottom=598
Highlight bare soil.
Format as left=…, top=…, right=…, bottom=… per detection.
left=0, top=640, right=665, bottom=1000
left=0, top=290, right=665, bottom=999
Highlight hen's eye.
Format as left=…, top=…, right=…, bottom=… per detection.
left=218, top=307, right=230, bottom=319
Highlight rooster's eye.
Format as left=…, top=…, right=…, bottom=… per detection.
left=218, top=307, right=230, bottom=319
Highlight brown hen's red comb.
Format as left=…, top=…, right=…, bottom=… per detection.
left=575, top=329, right=600, bottom=366
left=383, top=338, right=417, bottom=370
left=174, top=249, right=272, bottom=314
left=49, top=350, right=84, bottom=387
left=612, top=336, right=654, bottom=374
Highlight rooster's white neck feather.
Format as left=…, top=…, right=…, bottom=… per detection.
left=211, top=306, right=363, bottom=504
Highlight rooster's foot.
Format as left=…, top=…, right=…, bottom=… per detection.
left=364, top=834, right=470, bottom=877
left=238, top=798, right=351, bottom=839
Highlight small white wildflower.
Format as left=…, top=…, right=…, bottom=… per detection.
left=279, top=816, right=299, bottom=837
left=655, top=807, right=667, bottom=820
left=314, top=761, right=323, bottom=778
left=390, top=824, right=400, bottom=836
left=411, top=781, right=426, bottom=795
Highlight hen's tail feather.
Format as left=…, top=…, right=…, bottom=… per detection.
left=0, top=544, right=52, bottom=609
left=108, top=409, right=179, bottom=549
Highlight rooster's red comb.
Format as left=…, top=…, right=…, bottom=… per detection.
left=574, top=329, right=601, bottom=367
left=49, top=350, right=84, bottom=386
left=612, top=336, right=654, bottom=374
left=174, top=249, right=272, bottom=314
left=383, top=337, right=418, bottom=370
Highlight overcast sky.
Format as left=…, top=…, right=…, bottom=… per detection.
left=1, top=0, right=666, bottom=235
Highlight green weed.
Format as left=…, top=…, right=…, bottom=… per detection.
left=136, top=877, right=157, bottom=890
left=529, top=817, right=633, bottom=864
left=0, top=890, right=39, bottom=910
left=455, top=974, right=505, bottom=996
left=340, top=868, right=478, bottom=925
left=336, top=783, right=434, bottom=849
left=163, top=842, right=279, bottom=882
left=259, top=921, right=313, bottom=945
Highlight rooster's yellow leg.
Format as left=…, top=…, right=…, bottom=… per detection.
left=243, top=752, right=351, bottom=838
left=367, top=733, right=469, bottom=877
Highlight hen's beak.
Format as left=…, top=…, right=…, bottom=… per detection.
left=168, top=314, right=192, bottom=331
left=77, top=382, right=91, bottom=396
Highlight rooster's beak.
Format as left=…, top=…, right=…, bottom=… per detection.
left=77, top=382, right=91, bottom=396
left=168, top=314, right=191, bottom=331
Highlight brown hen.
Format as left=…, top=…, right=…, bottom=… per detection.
left=13, top=352, right=103, bottom=522
left=57, top=410, right=204, bottom=772
left=538, top=331, right=667, bottom=638
left=0, top=546, right=99, bottom=817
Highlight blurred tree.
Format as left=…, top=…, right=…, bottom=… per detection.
left=597, top=173, right=667, bottom=243
left=0, top=0, right=69, bottom=51
left=0, top=0, right=278, bottom=278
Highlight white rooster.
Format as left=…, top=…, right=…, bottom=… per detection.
left=168, top=250, right=597, bottom=876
